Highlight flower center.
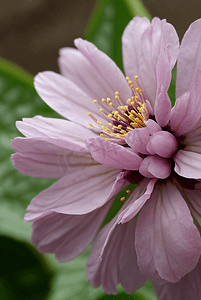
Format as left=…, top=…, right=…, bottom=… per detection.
left=88, top=76, right=149, bottom=141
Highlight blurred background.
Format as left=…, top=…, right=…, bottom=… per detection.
left=0, top=0, right=96, bottom=74
left=1, top=0, right=201, bottom=299
left=1, top=0, right=201, bottom=75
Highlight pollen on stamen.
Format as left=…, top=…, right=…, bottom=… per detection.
left=120, top=197, right=126, bottom=202
left=87, top=75, right=149, bottom=141
left=126, top=190, right=131, bottom=195
left=88, top=123, right=96, bottom=128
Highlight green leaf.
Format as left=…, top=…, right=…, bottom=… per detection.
left=85, top=0, right=133, bottom=72
left=85, top=0, right=151, bottom=73
left=0, top=235, right=52, bottom=300
left=125, top=0, right=151, bottom=19
left=168, top=66, right=177, bottom=107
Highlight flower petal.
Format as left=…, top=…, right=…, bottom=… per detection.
left=126, top=119, right=161, bottom=155
left=176, top=18, right=201, bottom=98
left=139, top=155, right=172, bottom=179
left=85, top=137, right=143, bottom=170
left=24, top=165, right=126, bottom=221
left=122, top=17, right=179, bottom=107
left=147, top=131, right=178, bottom=158
left=180, top=181, right=201, bottom=226
left=34, top=71, right=105, bottom=127
left=74, top=38, right=132, bottom=105
left=155, top=258, right=201, bottom=300
left=155, top=49, right=172, bottom=127
left=16, top=116, right=97, bottom=148
left=86, top=216, right=146, bottom=294
left=170, top=65, right=201, bottom=137
left=59, top=47, right=131, bottom=105
left=125, top=127, right=151, bottom=155
left=135, top=180, right=201, bottom=283
left=31, top=200, right=112, bottom=262
left=174, top=150, right=201, bottom=179
left=11, top=137, right=95, bottom=178
left=156, top=48, right=172, bottom=94
left=118, top=178, right=157, bottom=224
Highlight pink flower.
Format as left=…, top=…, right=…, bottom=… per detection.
left=11, top=17, right=201, bottom=299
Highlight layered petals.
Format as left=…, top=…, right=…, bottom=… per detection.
left=74, top=38, right=132, bottom=104
left=118, top=178, right=157, bottom=224
left=24, top=165, right=127, bottom=221
left=11, top=137, right=94, bottom=178
left=135, top=180, right=201, bottom=283
left=180, top=181, right=201, bottom=226
left=139, top=155, right=172, bottom=179
left=31, top=199, right=112, bottom=262
left=59, top=45, right=132, bottom=105
left=155, top=49, right=172, bottom=127
left=125, top=119, right=161, bottom=155
left=147, top=131, right=178, bottom=158
left=16, top=116, right=97, bottom=148
left=122, top=17, right=179, bottom=107
left=85, top=137, right=143, bottom=170
left=34, top=71, right=106, bottom=127
left=86, top=216, right=146, bottom=294
left=176, top=18, right=201, bottom=98
left=170, top=65, right=201, bottom=137
left=155, top=258, right=201, bottom=300
left=174, top=150, right=201, bottom=179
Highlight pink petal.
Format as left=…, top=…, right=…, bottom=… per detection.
left=74, top=38, right=132, bottom=104
left=176, top=19, right=201, bottom=98
left=125, top=119, right=161, bottom=155
left=145, top=119, right=162, bottom=133
left=135, top=180, right=201, bottom=283
left=139, top=155, right=172, bottom=179
left=34, top=71, right=105, bottom=127
left=180, top=181, right=201, bottom=226
left=155, top=86, right=171, bottom=128
left=156, top=48, right=172, bottom=93
left=31, top=200, right=112, bottom=262
left=86, top=216, right=146, bottom=294
left=85, top=137, right=143, bottom=170
left=174, top=150, right=201, bottom=179
left=155, top=258, right=201, bottom=300
left=11, top=137, right=94, bottom=178
left=122, top=17, right=179, bottom=107
left=170, top=65, right=201, bottom=137
left=147, top=131, right=178, bottom=158
left=24, top=166, right=127, bottom=221
left=125, top=127, right=151, bottom=155
left=16, top=116, right=98, bottom=148
left=59, top=47, right=131, bottom=104
left=118, top=178, right=157, bottom=224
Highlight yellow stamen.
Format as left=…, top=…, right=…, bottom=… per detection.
left=88, top=123, right=96, bottom=128
left=126, top=190, right=131, bottom=195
